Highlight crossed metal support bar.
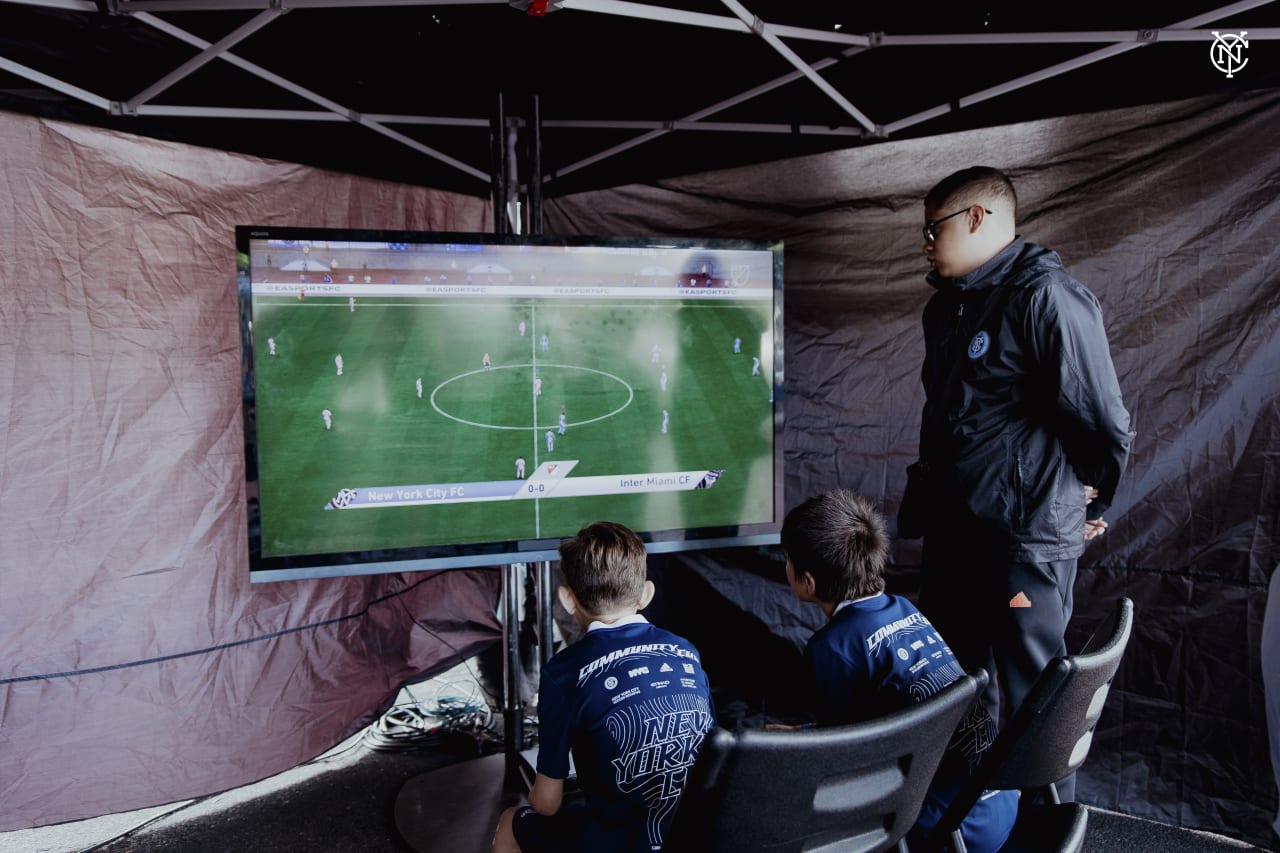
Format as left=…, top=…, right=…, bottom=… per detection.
left=1, top=0, right=1274, bottom=191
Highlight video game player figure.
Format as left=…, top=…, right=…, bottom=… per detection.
left=490, top=521, right=715, bottom=853
left=267, top=336, right=276, bottom=356
left=546, top=430, right=555, bottom=453
left=416, top=377, right=423, bottom=399
left=661, top=410, right=669, bottom=434
left=321, top=408, right=332, bottom=430
left=516, top=457, right=526, bottom=479
left=559, top=411, right=567, bottom=436
left=335, top=354, right=343, bottom=376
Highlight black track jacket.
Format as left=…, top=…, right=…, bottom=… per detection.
left=917, top=238, right=1134, bottom=561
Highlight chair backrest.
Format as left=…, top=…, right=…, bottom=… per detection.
left=662, top=670, right=988, bottom=853
left=988, top=595, right=1134, bottom=791
left=924, top=597, right=1134, bottom=851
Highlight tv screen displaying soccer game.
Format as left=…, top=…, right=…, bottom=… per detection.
left=237, top=226, right=784, bottom=582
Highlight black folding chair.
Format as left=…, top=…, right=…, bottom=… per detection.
left=922, top=597, right=1135, bottom=853
left=663, top=670, right=988, bottom=853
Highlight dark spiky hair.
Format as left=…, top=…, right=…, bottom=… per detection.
left=781, top=490, right=887, bottom=602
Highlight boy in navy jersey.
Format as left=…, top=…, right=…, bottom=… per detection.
left=492, top=521, right=716, bottom=853
left=781, top=490, right=1017, bottom=852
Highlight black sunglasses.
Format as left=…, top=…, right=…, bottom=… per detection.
left=923, top=206, right=992, bottom=243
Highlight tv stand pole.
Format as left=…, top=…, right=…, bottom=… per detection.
left=501, top=561, right=525, bottom=787
left=394, top=560, right=551, bottom=853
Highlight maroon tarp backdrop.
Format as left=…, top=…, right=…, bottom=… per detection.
left=1, top=86, right=1278, bottom=847
left=0, top=113, right=502, bottom=830
left=545, top=88, right=1280, bottom=847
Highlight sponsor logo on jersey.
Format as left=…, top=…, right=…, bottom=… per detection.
left=605, top=676, right=618, bottom=689
left=629, top=666, right=650, bottom=678
left=577, top=643, right=698, bottom=684
left=865, top=611, right=932, bottom=655
left=610, top=687, right=641, bottom=705
left=660, top=663, right=673, bottom=673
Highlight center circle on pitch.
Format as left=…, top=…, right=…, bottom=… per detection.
left=430, top=363, right=634, bottom=430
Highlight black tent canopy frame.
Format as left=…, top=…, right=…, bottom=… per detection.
left=2, top=0, right=1276, bottom=200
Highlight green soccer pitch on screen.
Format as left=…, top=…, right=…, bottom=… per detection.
left=236, top=226, right=784, bottom=582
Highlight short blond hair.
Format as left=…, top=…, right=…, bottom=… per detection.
left=558, top=521, right=648, bottom=613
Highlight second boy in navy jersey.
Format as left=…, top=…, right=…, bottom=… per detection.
left=781, top=490, right=1017, bottom=853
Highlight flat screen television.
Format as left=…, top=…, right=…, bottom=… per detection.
left=237, top=226, right=784, bottom=582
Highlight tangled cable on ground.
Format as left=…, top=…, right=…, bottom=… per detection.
left=363, top=681, right=499, bottom=751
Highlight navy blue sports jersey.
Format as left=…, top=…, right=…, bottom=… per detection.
left=535, top=616, right=715, bottom=852
left=804, top=593, right=1017, bottom=853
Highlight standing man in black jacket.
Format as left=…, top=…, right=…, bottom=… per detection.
left=903, top=167, right=1133, bottom=793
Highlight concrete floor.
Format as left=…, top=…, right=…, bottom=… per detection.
left=2, top=658, right=1273, bottom=853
